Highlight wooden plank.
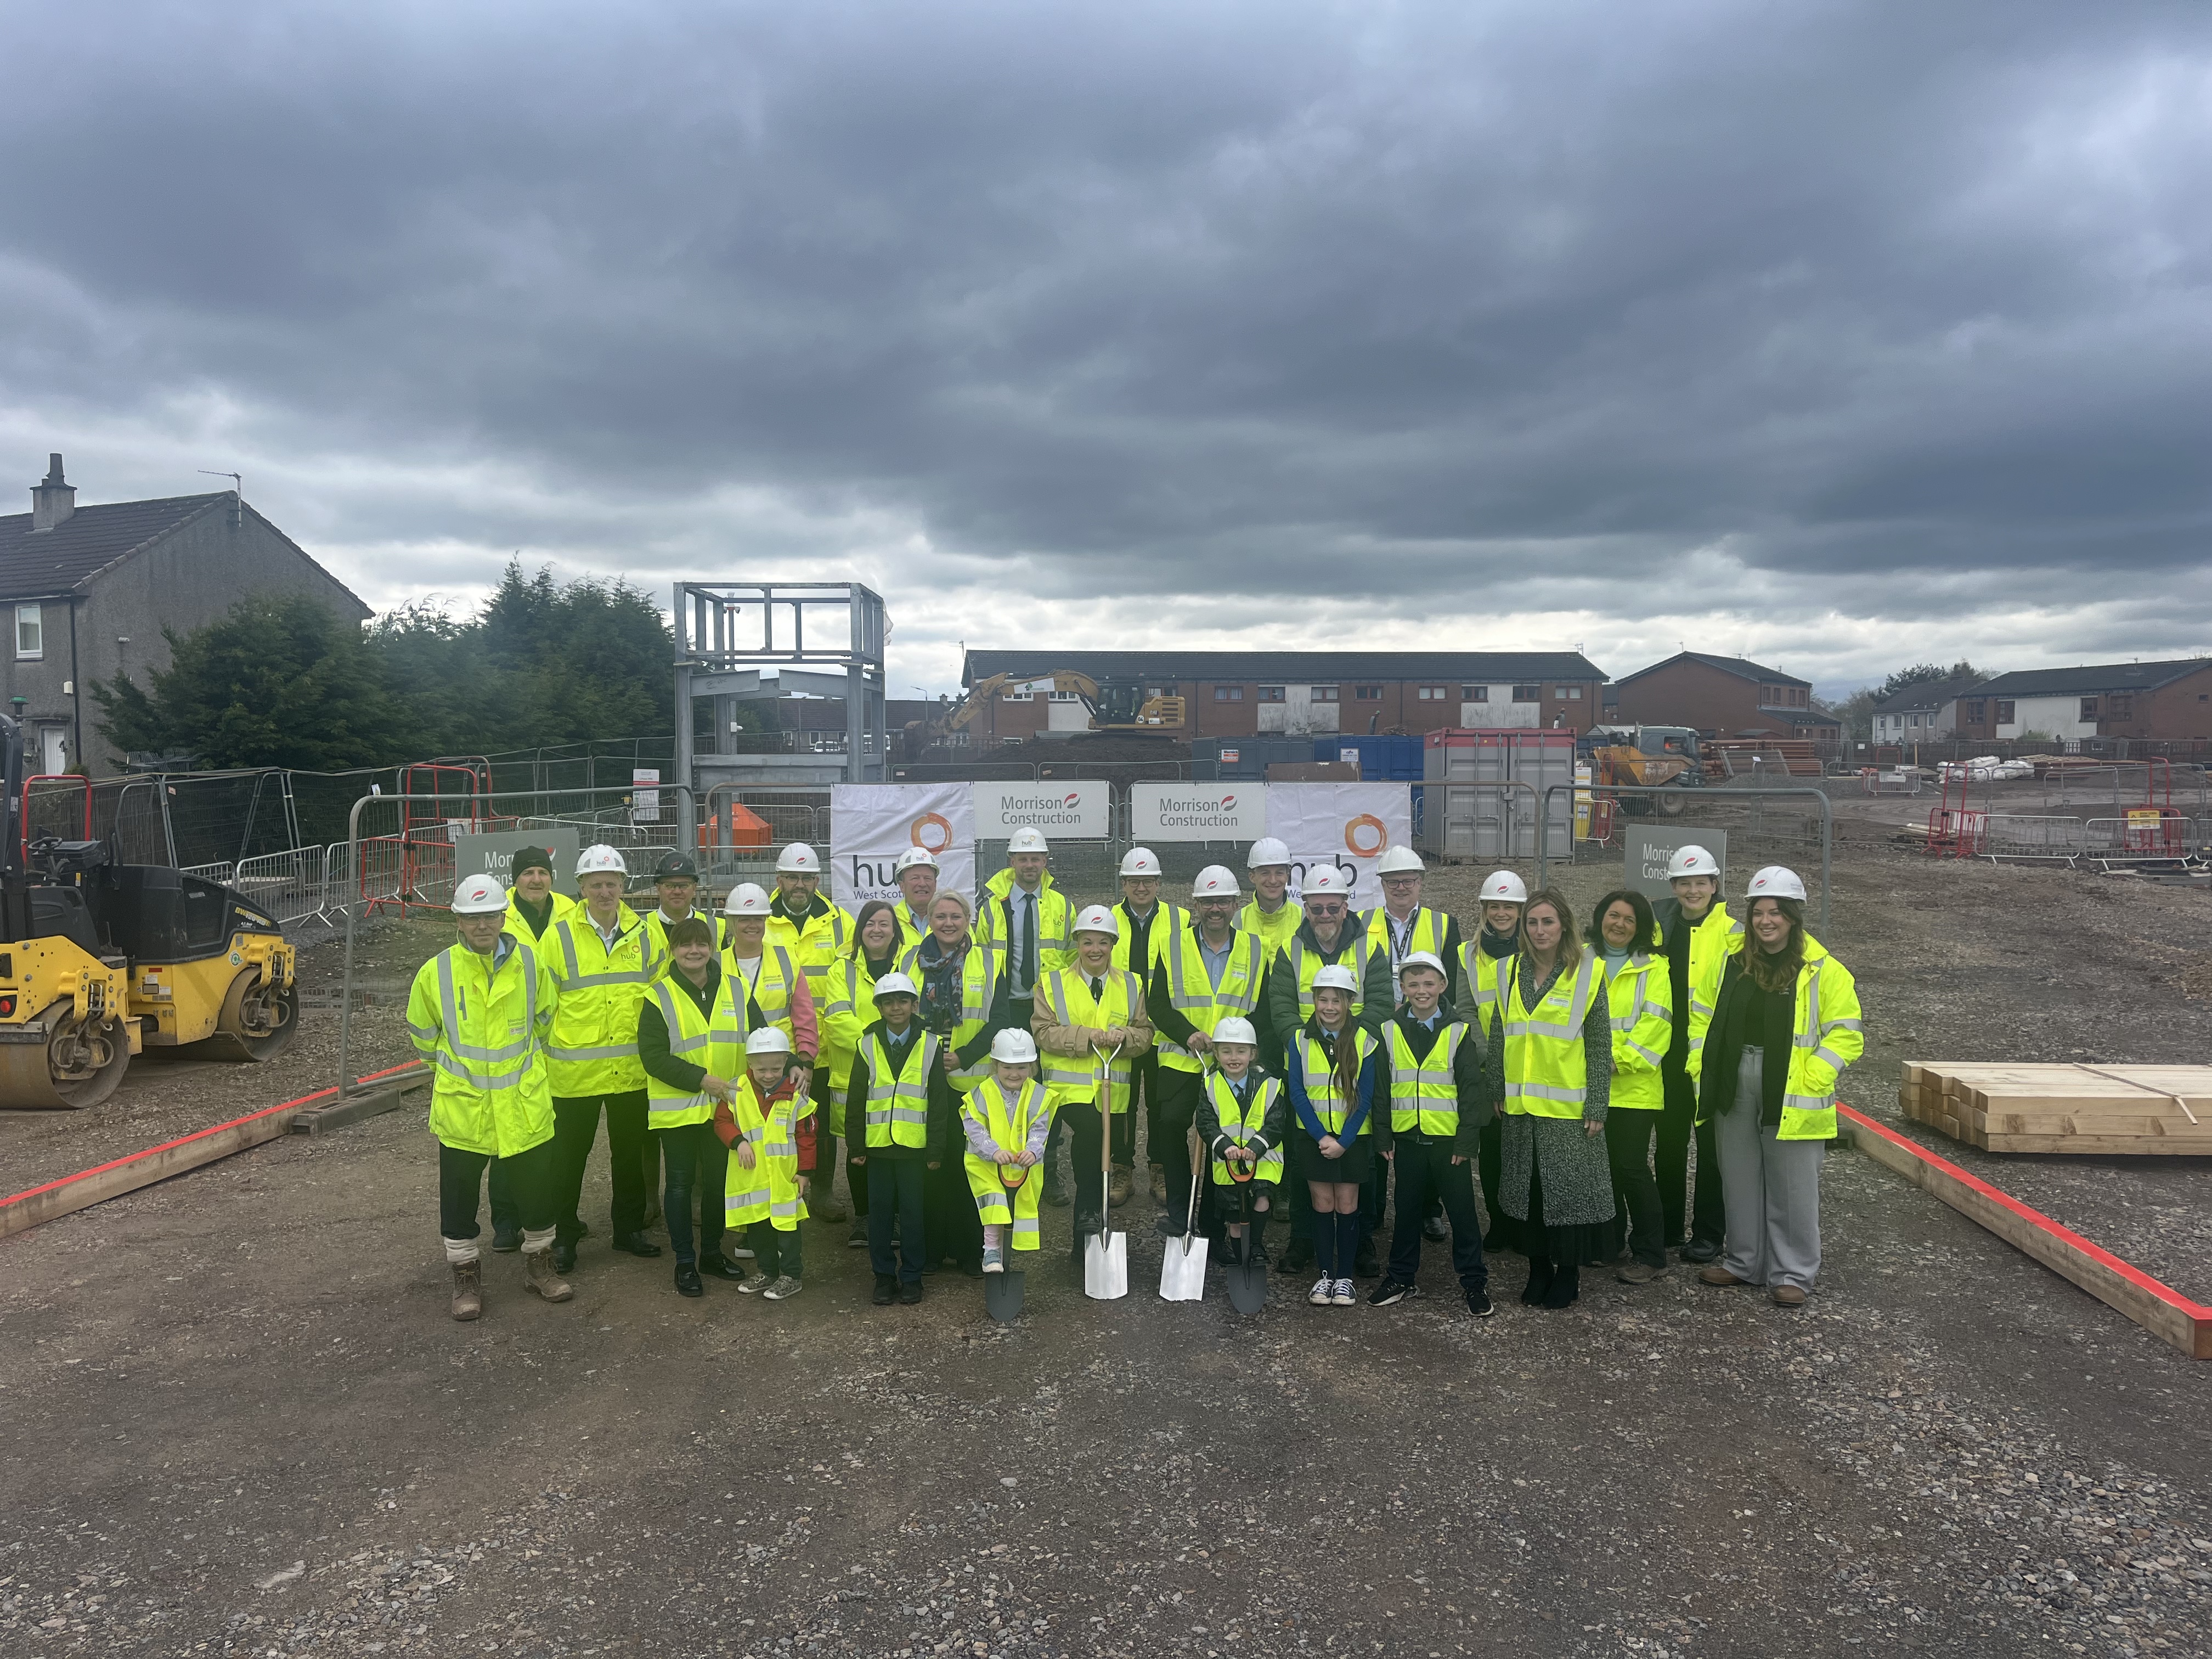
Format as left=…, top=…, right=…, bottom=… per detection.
left=1842, top=1104, right=2212, bottom=1360
left=0, top=1062, right=420, bottom=1240
left=291, top=1071, right=425, bottom=1135
left=1980, top=1133, right=2212, bottom=1156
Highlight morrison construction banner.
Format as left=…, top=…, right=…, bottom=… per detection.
left=1264, top=783, right=1413, bottom=910
left=830, top=783, right=977, bottom=910
left=972, top=781, right=1111, bottom=840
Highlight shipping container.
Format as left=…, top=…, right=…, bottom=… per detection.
left=1312, top=733, right=1424, bottom=781
left=1418, top=728, right=1576, bottom=859
left=1190, top=736, right=1318, bottom=781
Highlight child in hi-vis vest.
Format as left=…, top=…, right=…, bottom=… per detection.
left=1195, top=1015, right=1285, bottom=1267
left=715, top=1026, right=811, bottom=1300
left=961, top=1028, right=1055, bottom=1272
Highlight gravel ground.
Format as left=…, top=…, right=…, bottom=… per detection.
left=3, top=825, right=2210, bottom=1656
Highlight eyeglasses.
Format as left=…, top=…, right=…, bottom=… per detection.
left=1306, top=902, right=1346, bottom=918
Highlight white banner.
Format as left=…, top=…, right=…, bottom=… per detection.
left=1132, top=781, right=1268, bottom=842
left=830, top=784, right=976, bottom=910
left=1265, top=783, right=1414, bottom=910
left=973, top=780, right=1110, bottom=839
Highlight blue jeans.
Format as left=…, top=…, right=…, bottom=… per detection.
left=863, top=1156, right=928, bottom=1284
left=655, top=1122, right=727, bottom=1266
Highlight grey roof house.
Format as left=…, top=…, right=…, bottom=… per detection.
left=0, top=455, right=371, bottom=775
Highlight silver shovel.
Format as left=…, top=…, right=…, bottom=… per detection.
left=1158, top=1127, right=1210, bottom=1302
left=1082, top=1042, right=1128, bottom=1300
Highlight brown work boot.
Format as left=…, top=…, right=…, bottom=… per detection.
left=523, top=1247, right=573, bottom=1304
left=809, top=1183, right=849, bottom=1224
left=1109, top=1165, right=1135, bottom=1208
left=1771, top=1284, right=1808, bottom=1308
left=1616, top=1259, right=1667, bottom=1285
left=1149, top=1165, right=1168, bottom=1204
left=449, top=1259, right=482, bottom=1322
left=1698, top=1263, right=1752, bottom=1287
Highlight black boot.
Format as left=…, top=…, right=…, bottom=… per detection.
left=1541, top=1259, right=1581, bottom=1310
left=1520, top=1254, right=1555, bottom=1306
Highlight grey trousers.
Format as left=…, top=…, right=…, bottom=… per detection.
left=1714, top=1049, right=1824, bottom=1291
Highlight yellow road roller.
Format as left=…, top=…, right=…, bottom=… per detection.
left=0, top=720, right=296, bottom=1109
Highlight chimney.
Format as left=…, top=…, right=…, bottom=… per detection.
left=30, top=453, right=74, bottom=533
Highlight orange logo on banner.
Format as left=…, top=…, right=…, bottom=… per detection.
left=910, top=812, right=955, bottom=853
left=1344, top=814, right=1388, bottom=856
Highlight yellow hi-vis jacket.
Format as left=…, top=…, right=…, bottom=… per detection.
left=1602, top=953, right=1672, bottom=1111
left=1459, top=941, right=1515, bottom=1041
left=1033, top=964, right=1145, bottom=1110
left=642, top=970, right=748, bottom=1128
left=816, top=953, right=879, bottom=1135
left=503, top=887, right=575, bottom=944
left=1700, top=937, right=1863, bottom=1141
left=1237, top=896, right=1303, bottom=963
left=641, top=906, right=703, bottom=976
left=1205, top=1070, right=1285, bottom=1184
left=1678, top=901, right=1740, bottom=1082
left=721, top=1072, right=809, bottom=1230
left=962, top=1075, right=1053, bottom=1250
left=894, top=936, right=1005, bottom=1092
left=543, top=910, right=654, bottom=1096
left=1291, top=1026, right=1378, bottom=1138
left=1366, top=904, right=1449, bottom=983
left=767, top=895, right=854, bottom=1002
left=1500, top=953, right=1603, bottom=1120
left=720, top=940, right=804, bottom=1049
left=1282, top=929, right=1379, bottom=1026
left=975, top=868, right=1075, bottom=980
left=858, top=1028, right=941, bottom=1150
left=1154, top=924, right=1267, bottom=1074
left=408, top=939, right=556, bottom=1158
left=1110, top=898, right=1187, bottom=977
left=1385, top=1019, right=1470, bottom=1136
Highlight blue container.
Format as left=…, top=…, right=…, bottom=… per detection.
left=1313, top=733, right=1424, bottom=781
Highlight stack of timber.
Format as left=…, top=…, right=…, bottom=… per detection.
left=1702, top=738, right=1824, bottom=780
left=1901, top=1062, right=2212, bottom=1154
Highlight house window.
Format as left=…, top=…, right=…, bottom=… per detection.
left=1258, top=685, right=1285, bottom=703
left=2079, top=697, right=2099, bottom=720
left=1965, top=699, right=1985, bottom=723
left=1312, top=686, right=1339, bottom=703
left=1995, top=700, right=2015, bottom=724
left=1511, top=684, right=1541, bottom=702
left=999, top=690, right=1034, bottom=702
left=1353, top=685, right=1383, bottom=701
left=1417, top=686, right=1450, bottom=701
left=1908, top=714, right=1920, bottom=728
left=1553, top=685, right=1583, bottom=700
left=1462, top=685, right=1488, bottom=702
left=1047, top=690, right=1082, bottom=703
left=13, top=603, right=40, bottom=661
left=1213, top=685, right=1244, bottom=702
left=2108, top=693, right=2133, bottom=719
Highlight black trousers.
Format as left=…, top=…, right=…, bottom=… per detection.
left=1384, top=1138, right=1488, bottom=1292
left=748, top=1221, right=804, bottom=1280
left=548, top=1090, right=650, bottom=1244
left=1058, top=1098, right=1116, bottom=1242
left=1656, top=1063, right=1726, bottom=1246
left=1152, top=1066, right=1208, bottom=1231
left=440, top=1138, right=556, bottom=1240
left=655, top=1121, right=727, bottom=1266
left=1606, top=1108, right=1668, bottom=1267
left=1128, top=1051, right=1156, bottom=1167
left=864, top=1156, right=928, bottom=1283
left=927, top=1153, right=984, bottom=1269
left=1476, top=1116, right=1522, bottom=1250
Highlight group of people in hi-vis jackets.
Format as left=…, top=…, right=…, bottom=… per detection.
left=408, top=828, right=1860, bottom=1323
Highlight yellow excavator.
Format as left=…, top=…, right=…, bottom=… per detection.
left=0, top=714, right=295, bottom=1108
left=949, top=670, right=1187, bottom=737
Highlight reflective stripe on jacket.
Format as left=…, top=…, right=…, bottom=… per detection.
left=407, top=941, right=556, bottom=1158
left=1035, top=966, right=1142, bottom=1101
left=1502, top=953, right=1601, bottom=1120
left=961, top=1076, right=1054, bottom=1249
left=1385, top=1019, right=1468, bottom=1136
left=1155, top=924, right=1266, bottom=1073
left=860, top=1029, right=941, bottom=1150
left=1205, top=1070, right=1286, bottom=1184
left=544, top=912, right=654, bottom=1096
left=644, top=973, right=748, bottom=1127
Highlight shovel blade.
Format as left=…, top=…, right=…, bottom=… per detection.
left=983, top=1269, right=1027, bottom=1323
left=1158, top=1235, right=1210, bottom=1302
left=1083, top=1231, right=1128, bottom=1300
left=1225, top=1263, right=1268, bottom=1314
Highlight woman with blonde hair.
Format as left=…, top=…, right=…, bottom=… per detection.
left=1487, top=888, right=1615, bottom=1310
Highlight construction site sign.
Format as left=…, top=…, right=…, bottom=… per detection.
left=1131, top=782, right=1267, bottom=842
left=451, top=826, right=584, bottom=898
left=1624, top=824, right=1728, bottom=901
left=973, top=780, right=1110, bottom=839
left=830, top=783, right=977, bottom=909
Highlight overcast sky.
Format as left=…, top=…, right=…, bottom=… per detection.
left=4, top=1, right=2209, bottom=699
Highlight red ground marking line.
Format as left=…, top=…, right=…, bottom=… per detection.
left=1839, top=1102, right=2212, bottom=1319
left=0, top=1061, right=420, bottom=1211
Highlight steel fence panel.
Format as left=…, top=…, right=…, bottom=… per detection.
left=233, top=847, right=328, bottom=924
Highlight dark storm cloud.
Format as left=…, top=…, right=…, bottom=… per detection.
left=3, top=0, right=2210, bottom=690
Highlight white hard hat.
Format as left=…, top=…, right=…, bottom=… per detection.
left=576, top=844, right=628, bottom=878
left=1746, top=865, right=1808, bottom=902
left=893, top=847, right=939, bottom=874
left=451, top=872, right=509, bottom=915
left=1007, top=825, right=1048, bottom=854
left=1667, top=844, right=1721, bottom=881
left=1119, top=846, right=1163, bottom=879
left=1301, top=864, right=1351, bottom=896
left=989, top=1028, right=1039, bottom=1064
left=1073, top=903, right=1119, bottom=938
left=1398, top=951, right=1448, bottom=979
left=1213, top=1016, right=1258, bottom=1048
left=1479, top=870, right=1529, bottom=905
left=1192, top=865, right=1241, bottom=899
left=722, top=882, right=772, bottom=917
left=744, top=1027, right=793, bottom=1056
left=1375, top=845, right=1425, bottom=877
left=871, top=972, right=920, bottom=1001
left=776, top=843, right=821, bottom=873
left=1246, top=836, right=1291, bottom=870
left=1311, top=964, right=1359, bottom=995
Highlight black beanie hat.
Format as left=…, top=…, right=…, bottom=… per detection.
left=511, top=845, right=555, bottom=878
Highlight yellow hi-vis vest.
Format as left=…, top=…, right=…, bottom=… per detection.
left=408, top=940, right=556, bottom=1159
left=975, top=870, right=1075, bottom=980
left=962, top=1076, right=1053, bottom=1250
left=1206, top=1070, right=1284, bottom=1184
left=859, top=1027, right=940, bottom=1150
left=1773, top=937, right=1863, bottom=1141
left=724, top=1076, right=809, bottom=1231
left=1604, top=953, right=1672, bottom=1111
left=767, top=899, right=853, bottom=1000
left=1366, top=905, right=1448, bottom=983
left=1111, top=899, right=1187, bottom=977
left=1501, top=953, right=1602, bottom=1120
left=1285, top=930, right=1375, bottom=1025
left=543, top=911, right=654, bottom=1096
left=1294, top=1026, right=1376, bottom=1138
left=721, top=941, right=803, bottom=1047
left=816, top=954, right=881, bottom=1133
left=1385, top=1019, right=1468, bottom=1136
left=1036, top=964, right=1142, bottom=1108
left=641, top=906, right=702, bottom=976
left=1679, top=901, right=1740, bottom=1082
left=1459, top=943, right=1515, bottom=1041
left=895, top=936, right=1005, bottom=1092
left=643, top=971, right=748, bottom=1128
left=1237, top=896, right=1303, bottom=962
left=1156, top=925, right=1266, bottom=1074
left=503, top=887, right=575, bottom=944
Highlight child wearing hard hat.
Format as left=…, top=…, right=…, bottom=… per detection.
left=843, top=972, right=956, bottom=1304
left=1193, top=1015, right=1284, bottom=1267
left=1285, top=962, right=1386, bottom=1307
left=961, top=1029, right=1056, bottom=1272
left=1111, top=846, right=1184, bottom=1210
left=1032, top=904, right=1153, bottom=1269
left=409, top=872, right=571, bottom=1321
left=766, top=842, right=857, bottom=1227
left=1458, top=869, right=1529, bottom=1255
left=714, top=1026, right=813, bottom=1299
